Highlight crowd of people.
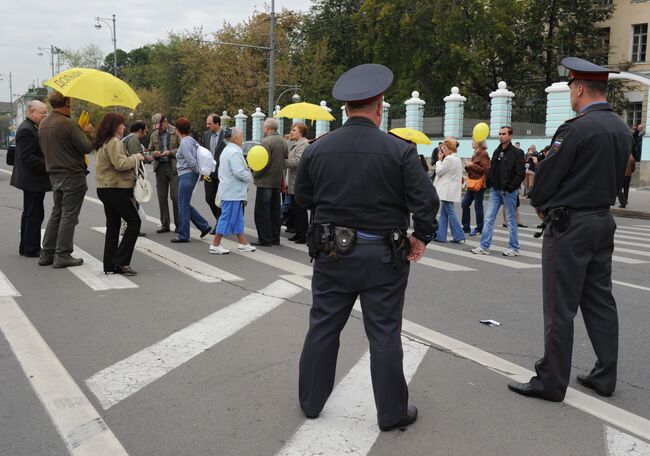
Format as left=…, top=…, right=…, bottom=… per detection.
left=9, top=91, right=314, bottom=275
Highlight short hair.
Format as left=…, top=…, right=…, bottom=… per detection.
left=500, top=126, right=513, bottom=135
left=48, top=91, right=69, bottom=109
left=572, top=79, right=607, bottom=96
left=174, top=117, right=191, bottom=135
left=264, top=118, right=278, bottom=131
left=27, top=100, right=46, bottom=113
left=291, top=122, right=308, bottom=137
left=209, top=114, right=221, bottom=125
left=442, top=137, right=457, bottom=152
left=129, top=121, right=146, bottom=133
left=345, top=96, right=383, bottom=113
left=229, top=127, right=243, bottom=141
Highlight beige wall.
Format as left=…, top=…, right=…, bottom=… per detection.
left=603, top=0, right=650, bottom=72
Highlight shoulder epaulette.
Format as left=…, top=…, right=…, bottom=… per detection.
left=565, top=113, right=585, bottom=123
left=308, top=131, right=331, bottom=144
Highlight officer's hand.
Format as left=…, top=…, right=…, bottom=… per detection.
left=535, top=208, right=544, bottom=221
left=407, top=235, right=425, bottom=262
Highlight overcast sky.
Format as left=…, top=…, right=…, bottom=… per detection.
left=0, top=0, right=313, bottom=103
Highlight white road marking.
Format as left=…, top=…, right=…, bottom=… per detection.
left=86, top=279, right=302, bottom=410
left=613, top=280, right=650, bottom=292
left=506, top=225, right=650, bottom=249
left=464, top=239, right=540, bottom=259
left=91, top=227, right=242, bottom=283
left=0, top=168, right=11, bottom=175
left=489, top=232, right=646, bottom=264
left=426, top=242, right=540, bottom=269
left=41, top=230, right=138, bottom=291
left=615, top=228, right=650, bottom=238
left=0, top=270, right=20, bottom=297
left=605, top=425, right=650, bottom=455
left=276, top=337, right=428, bottom=456
left=0, top=296, right=128, bottom=455
left=631, top=225, right=650, bottom=231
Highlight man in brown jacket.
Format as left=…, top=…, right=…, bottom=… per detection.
left=461, top=140, right=490, bottom=236
left=253, top=118, right=288, bottom=246
left=38, top=91, right=93, bottom=268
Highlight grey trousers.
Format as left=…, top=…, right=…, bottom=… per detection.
left=41, top=175, right=87, bottom=259
left=534, top=211, right=618, bottom=399
left=155, top=163, right=179, bottom=229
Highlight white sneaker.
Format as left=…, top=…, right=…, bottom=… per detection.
left=502, top=248, right=520, bottom=257
left=208, top=244, right=230, bottom=255
left=471, top=246, right=490, bottom=255
left=238, top=243, right=256, bottom=252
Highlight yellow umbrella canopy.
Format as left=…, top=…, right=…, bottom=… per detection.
left=44, top=67, right=142, bottom=109
left=389, top=127, right=432, bottom=145
left=274, top=102, right=335, bottom=121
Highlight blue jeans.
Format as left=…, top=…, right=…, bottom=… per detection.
left=177, top=172, right=211, bottom=240
left=480, top=188, right=519, bottom=251
left=461, top=189, right=485, bottom=231
left=436, top=201, right=465, bottom=242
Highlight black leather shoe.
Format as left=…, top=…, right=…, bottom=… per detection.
left=170, top=238, right=189, bottom=243
left=200, top=226, right=212, bottom=238
left=576, top=374, right=613, bottom=397
left=379, top=405, right=418, bottom=431
left=156, top=227, right=170, bottom=234
left=138, top=232, right=147, bottom=237
left=115, top=265, right=137, bottom=276
left=517, top=223, right=528, bottom=228
left=294, top=238, right=307, bottom=244
left=507, top=381, right=563, bottom=402
left=288, top=235, right=298, bottom=241
left=251, top=241, right=272, bottom=247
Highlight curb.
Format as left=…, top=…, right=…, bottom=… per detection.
left=610, top=208, right=650, bottom=220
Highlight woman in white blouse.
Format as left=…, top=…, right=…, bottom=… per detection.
left=433, top=137, right=465, bottom=243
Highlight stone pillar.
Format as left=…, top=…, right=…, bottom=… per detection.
left=316, top=100, right=332, bottom=136
left=443, top=87, right=466, bottom=138
left=251, top=107, right=266, bottom=142
left=221, top=110, right=231, bottom=128
left=235, top=109, right=248, bottom=139
left=341, top=105, right=348, bottom=125
left=380, top=101, right=390, bottom=132
left=544, top=82, right=574, bottom=137
left=489, top=81, right=514, bottom=137
left=405, top=91, right=425, bottom=131
left=274, top=105, right=284, bottom=136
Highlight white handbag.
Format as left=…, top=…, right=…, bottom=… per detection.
left=133, top=162, right=152, bottom=203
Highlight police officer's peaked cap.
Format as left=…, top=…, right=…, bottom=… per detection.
left=332, top=63, right=393, bottom=105
left=561, top=57, right=618, bottom=83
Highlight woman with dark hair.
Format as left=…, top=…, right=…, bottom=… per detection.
left=171, top=117, right=212, bottom=243
left=94, top=112, right=144, bottom=275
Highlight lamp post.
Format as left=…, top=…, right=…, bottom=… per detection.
left=37, top=46, right=62, bottom=77
left=0, top=72, right=14, bottom=125
left=95, top=14, right=117, bottom=76
left=274, top=85, right=301, bottom=108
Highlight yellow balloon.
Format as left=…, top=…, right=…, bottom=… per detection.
left=472, top=122, right=490, bottom=142
left=247, top=145, right=269, bottom=171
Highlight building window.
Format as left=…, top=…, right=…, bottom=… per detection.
left=601, top=0, right=612, bottom=5
left=596, top=28, right=610, bottom=64
left=632, top=24, right=648, bottom=62
left=626, top=102, right=643, bottom=127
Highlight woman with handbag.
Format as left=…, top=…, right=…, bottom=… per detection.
left=94, top=113, right=144, bottom=275
left=461, top=140, right=490, bottom=237
left=433, top=137, right=465, bottom=243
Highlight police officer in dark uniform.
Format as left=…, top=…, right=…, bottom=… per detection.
left=508, top=57, right=634, bottom=401
left=293, top=64, right=439, bottom=431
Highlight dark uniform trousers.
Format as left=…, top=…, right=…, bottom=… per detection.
left=20, top=190, right=46, bottom=256
left=42, top=176, right=87, bottom=260
left=155, top=162, right=179, bottom=230
left=97, top=188, right=142, bottom=273
left=204, top=178, right=221, bottom=224
left=254, top=187, right=281, bottom=244
left=534, top=210, right=618, bottom=399
left=299, top=243, right=410, bottom=428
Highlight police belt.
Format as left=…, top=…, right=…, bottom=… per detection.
left=534, top=206, right=609, bottom=238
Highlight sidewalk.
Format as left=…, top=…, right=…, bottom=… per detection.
left=520, top=187, right=650, bottom=220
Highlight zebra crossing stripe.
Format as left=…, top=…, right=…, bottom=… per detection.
left=86, top=279, right=303, bottom=410
left=0, top=270, right=20, bottom=297
left=276, top=337, right=428, bottom=456
left=0, top=296, right=128, bottom=455
left=91, top=227, right=243, bottom=283
left=426, top=242, right=540, bottom=269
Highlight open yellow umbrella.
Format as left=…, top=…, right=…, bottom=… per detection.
left=44, top=67, right=141, bottom=109
left=389, top=128, right=432, bottom=145
left=274, top=102, right=335, bottom=121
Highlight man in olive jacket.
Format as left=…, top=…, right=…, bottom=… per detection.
left=253, top=118, right=288, bottom=246
left=10, top=100, right=50, bottom=257
left=38, top=92, right=93, bottom=268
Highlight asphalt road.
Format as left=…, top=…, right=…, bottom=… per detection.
left=1, top=152, right=649, bottom=456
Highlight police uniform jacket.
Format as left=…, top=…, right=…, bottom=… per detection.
left=10, top=118, right=51, bottom=192
left=529, top=103, right=633, bottom=212
left=294, top=116, right=439, bottom=238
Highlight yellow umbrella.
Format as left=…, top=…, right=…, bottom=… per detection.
left=389, top=128, right=432, bottom=145
left=44, top=67, right=142, bottom=109
left=274, top=102, right=335, bottom=121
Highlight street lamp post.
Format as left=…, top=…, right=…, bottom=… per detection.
left=95, top=14, right=117, bottom=76
left=0, top=72, right=14, bottom=125
left=274, top=85, right=301, bottom=108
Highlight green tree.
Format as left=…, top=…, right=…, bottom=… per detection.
left=61, top=44, right=105, bottom=69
